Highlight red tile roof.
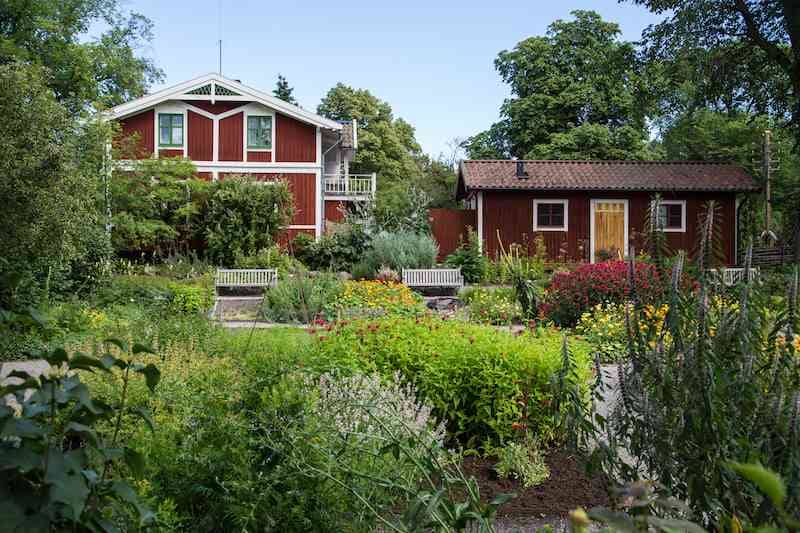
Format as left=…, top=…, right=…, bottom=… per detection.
left=458, top=160, right=759, bottom=195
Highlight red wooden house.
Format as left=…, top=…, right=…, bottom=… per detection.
left=109, top=73, right=375, bottom=242
left=456, top=160, right=760, bottom=266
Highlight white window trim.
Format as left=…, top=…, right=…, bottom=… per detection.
left=155, top=104, right=187, bottom=154
left=243, top=107, right=276, bottom=155
left=658, top=200, right=687, bottom=233
left=533, top=199, right=569, bottom=232
left=245, top=114, right=274, bottom=151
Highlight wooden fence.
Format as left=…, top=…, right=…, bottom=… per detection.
left=428, top=208, right=477, bottom=261
left=742, top=244, right=797, bottom=266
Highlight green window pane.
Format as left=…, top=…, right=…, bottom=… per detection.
left=247, top=116, right=272, bottom=148
left=158, top=113, right=183, bottom=147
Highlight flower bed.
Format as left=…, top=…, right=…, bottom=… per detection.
left=325, top=280, right=425, bottom=319
left=309, top=316, right=592, bottom=447
left=540, top=260, right=663, bottom=326
left=460, top=286, right=523, bottom=325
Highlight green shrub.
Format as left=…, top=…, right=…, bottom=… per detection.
left=360, top=231, right=438, bottom=274
left=292, top=225, right=371, bottom=272
left=167, top=281, right=213, bottom=314
left=93, top=275, right=174, bottom=308
left=2, top=341, right=160, bottom=530
left=492, top=441, right=550, bottom=488
left=310, top=316, right=592, bottom=447
left=444, top=228, right=487, bottom=283
left=260, top=272, right=342, bottom=323
left=205, top=176, right=293, bottom=266
left=460, top=286, right=523, bottom=325
left=233, top=244, right=304, bottom=275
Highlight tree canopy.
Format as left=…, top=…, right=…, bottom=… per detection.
left=317, top=83, right=423, bottom=185
left=273, top=74, right=297, bottom=104
left=464, top=11, right=656, bottom=160
left=629, top=0, right=800, bottom=138
left=0, top=0, right=163, bottom=114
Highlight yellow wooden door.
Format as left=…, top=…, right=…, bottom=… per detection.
left=594, top=201, right=626, bottom=261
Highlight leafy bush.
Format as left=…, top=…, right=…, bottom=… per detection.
left=492, top=441, right=549, bottom=488
left=358, top=231, right=438, bottom=275
left=233, top=244, right=305, bottom=275
left=204, top=176, right=293, bottom=266
left=93, top=275, right=174, bottom=308
left=444, top=228, right=486, bottom=283
left=85, top=329, right=497, bottom=532
left=460, top=286, right=523, bottom=325
left=110, top=158, right=210, bottom=255
left=167, top=281, right=213, bottom=314
left=260, top=272, right=342, bottom=323
left=292, top=224, right=371, bottom=272
left=541, top=260, right=663, bottom=326
left=310, top=316, right=592, bottom=446
left=1, top=340, right=160, bottom=530
left=325, top=280, right=425, bottom=319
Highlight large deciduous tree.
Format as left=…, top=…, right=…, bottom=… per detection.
left=629, top=0, right=800, bottom=139
left=0, top=0, right=163, bottom=114
left=0, top=63, right=111, bottom=306
left=317, top=83, right=423, bottom=185
left=464, top=10, right=656, bottom=160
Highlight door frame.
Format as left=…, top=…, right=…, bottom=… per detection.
left=589, top=198, right=629, bottom=263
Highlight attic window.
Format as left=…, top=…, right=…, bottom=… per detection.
left=533, top=199, right=568, bottom=231
left=158, top=113, right=183, bottom=147
left=186, top=84, right=212, bottom=95
left=214, top=84, right=240, bottom=96
left=247, top=116, right=272, bottom=149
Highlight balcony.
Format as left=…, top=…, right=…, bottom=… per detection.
left=323, top=173, right=376, bottom=199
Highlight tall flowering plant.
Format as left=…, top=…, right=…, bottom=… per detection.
left=540, top=261, right=664, bottom=326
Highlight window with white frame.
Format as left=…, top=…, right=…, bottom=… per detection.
left=533, top=199, right=568, bottom=231
left=247, top=116, right=272, bottom=149
left=657, top=200, right=686, bottom=232
left=158, top=113, right=183, bottom=147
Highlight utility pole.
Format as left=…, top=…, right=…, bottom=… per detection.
left=760, top=130, right=778, bottom=244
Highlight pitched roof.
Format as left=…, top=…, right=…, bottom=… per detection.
left=457, top=160, right=759, bottom=196
left=108, top=73, right=342, bottom=130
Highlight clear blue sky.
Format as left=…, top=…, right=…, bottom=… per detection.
left=121, top=0, right=663, bottom=157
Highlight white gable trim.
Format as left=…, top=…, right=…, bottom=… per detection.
left=108, top=73, right=341, bottom=131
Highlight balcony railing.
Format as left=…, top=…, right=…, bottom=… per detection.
left=323, top=173, right=376, bottom=198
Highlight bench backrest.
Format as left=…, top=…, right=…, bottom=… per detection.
left=215, top=269, right=277, bottom=288
left=402, top=268, right=463, bottom=287
left=710, top=267, right=759, bottom=286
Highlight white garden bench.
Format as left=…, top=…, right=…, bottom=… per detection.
left=213, top=268, right=278, bottom=319
left=711, top=267, right=759, bottom=286
left=402, top=268, right=464, bottom=290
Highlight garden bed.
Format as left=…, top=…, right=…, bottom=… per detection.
left=464, top=449, right=609, bottom=519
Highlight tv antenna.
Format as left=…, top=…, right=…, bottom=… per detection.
left=217, top=0, right=223, bottom=75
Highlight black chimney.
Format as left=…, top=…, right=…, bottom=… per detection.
left=516, top=160, right=528, bottom=179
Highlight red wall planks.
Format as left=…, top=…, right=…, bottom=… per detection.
left=158, top=149, right=184, bottom=158
left=219, top=112, right=243, bottom=161
left=481, top=191, right=738, bottom=265
left=324, top=200, right=349, bottom=224
left=187, top=111, right=213, bottom=161
left=247, top=151, right=272, bottom=162
left=429, top=208, right=478, bottom=260
left=276, top=113, right=316, bottom=162
left=116, top=110, right=154, bottom=159
left=195, top=172, right=212, bottom=181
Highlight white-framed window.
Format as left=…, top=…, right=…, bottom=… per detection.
left=158, top=113, right=183, bottom=147
left=247, top=115, right=272, bottom=149
left=657, top=200, right=686, bottom=232
left=533, top=199, right=568, bottom=231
